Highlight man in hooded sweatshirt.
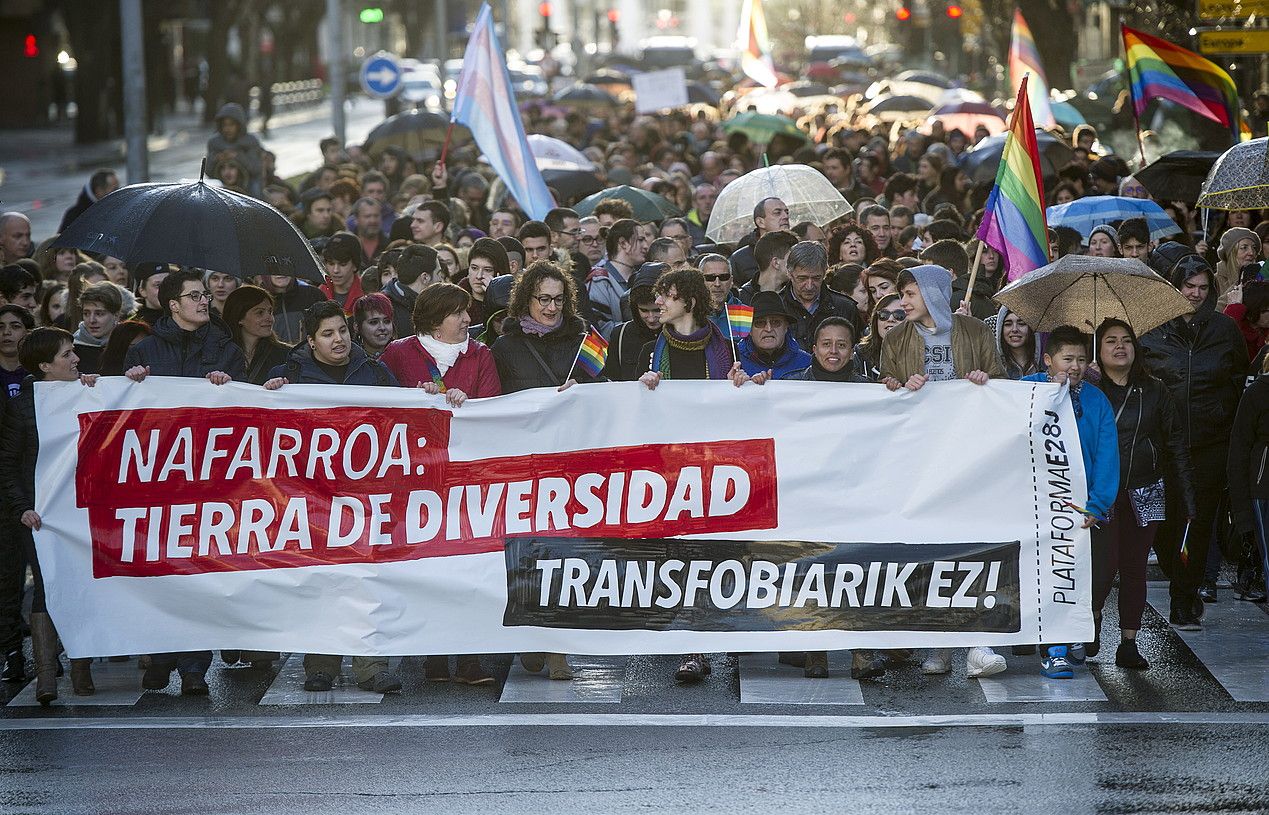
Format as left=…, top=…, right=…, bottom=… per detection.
left=205, top=103, right=264, bottom=197
left=879, top=264, right=1007, bottom=679
left=1141, top=242, right=1247, bottom=629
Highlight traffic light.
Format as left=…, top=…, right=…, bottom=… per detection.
left=945, top=4, right=963, bottom=18
left=358, top=7, right=384, bottom=23
left=895, top=6, right=911, bottom=21
left=607, top=9, right=619, bottom=46
left=23, top=34, right=38, bottom=58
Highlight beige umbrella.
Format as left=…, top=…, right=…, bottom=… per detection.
left=994, top=255, right=1193, bottom=334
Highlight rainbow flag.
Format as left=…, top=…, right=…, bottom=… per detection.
left=1008, top=9, right=1055, bottom=129
left=976, top=75, right=1049, bottom=282
left=726, top=304, right=754, bottom=339
left=575, top=328, right=609, bottom=378
left=1122, top=26, right=1240, bottom=139
left=737, top=0, right=778, bottom=88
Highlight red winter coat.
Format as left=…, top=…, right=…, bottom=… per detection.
left=379, top=335, right=502, bottom=398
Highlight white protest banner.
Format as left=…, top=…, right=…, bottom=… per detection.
left=633, top=68, right=689, bottom=113
left=35, top=378, right=1092, bottom=657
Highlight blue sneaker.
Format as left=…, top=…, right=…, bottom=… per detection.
left=1067, top=642, right=1086, bottom=665
left=1041, top=646, right=1073, bottom=679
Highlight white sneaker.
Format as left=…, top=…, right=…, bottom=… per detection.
left=921, top=648, right=952, bottom=675
left=966, top=646, right=1007, bottom=678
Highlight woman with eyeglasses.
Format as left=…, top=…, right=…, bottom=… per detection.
left=853, top=293, right=906, bottom=381
left=492, top=260, right=602, bottom=396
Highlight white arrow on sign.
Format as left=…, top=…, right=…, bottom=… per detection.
left=366, top=67, right=400, bottom=87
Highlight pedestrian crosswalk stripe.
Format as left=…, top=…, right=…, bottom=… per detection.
left=498, top=656, right=626, bottom=703
left=977, top=655, right=1108, bottom=703
left=1146, top=584, right=1269, bottom=702
left=6, top=659, right=145, bottom=708
left=738, top=653, right=864, bottom=705
left=257, top=653, right=385, bottom=705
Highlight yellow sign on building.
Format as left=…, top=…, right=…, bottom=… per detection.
left=1198, top=28, right=1269, bottom=54
left=1198, top=0, right=1269, bottom=19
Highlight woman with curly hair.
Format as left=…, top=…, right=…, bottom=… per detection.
left=491, top=260, right=600, bottom=394
left=829, top=223, right=879, bottom=266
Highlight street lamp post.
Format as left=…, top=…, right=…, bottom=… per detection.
left=119, top=0, right=149, bottom=183
left=327, top=0, right=346, bottom=145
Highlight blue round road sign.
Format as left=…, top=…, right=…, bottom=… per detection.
left=360, top=52, right=403, bottom=99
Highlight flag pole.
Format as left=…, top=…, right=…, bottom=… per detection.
left=1120, top=25, right=1148, bottom=170
left=727, top=306, right=739, bottom=364
left=962, top=241, right=985, bottom=315
left=565, top=333, right=586, bottom=384
left=439, top=121, right=456, bottom=166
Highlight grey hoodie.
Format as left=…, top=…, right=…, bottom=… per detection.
left=911, top=264, right=956, bottom=381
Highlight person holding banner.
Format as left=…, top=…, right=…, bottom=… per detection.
left=638, top=266, right=752, bottom=682
left=784, top=316, right=868, bottom=384
left=491, top=260, right=601, bottom=396
left=262, top=300, right=402, bottom=693
left=1, top=327, right=99, bottom=704
left=879, top=264, right=1007, bottom=679
left=736, top=292, right=810, bottom=381
left=379, top=282, right=502, bottom=409
left=1024, top=327, right=1121, bottom=678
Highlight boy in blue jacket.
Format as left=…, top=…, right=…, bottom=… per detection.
left=1024, top=325, right=1120, bottom=678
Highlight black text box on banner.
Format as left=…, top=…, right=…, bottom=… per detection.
left=504, top=538, right=1022, bottom=633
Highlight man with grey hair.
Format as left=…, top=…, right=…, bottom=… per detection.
left=577, top=216, right=604, bottom=267
left=780, top=240, right=862, bottom=351
left=0, top=214, right=32, bottom=265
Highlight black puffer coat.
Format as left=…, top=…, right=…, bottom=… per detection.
left=1139, top=261, right=1247, bottom=450
left=1228, top=376, right=1269, bottom=534
left=1101, top=376, right=1197, bottom=517
left=492, top=316, right=602, bottom=393
left=123, top=314, right=246, bottom=381
left=0, top=378, right=38, bottom=522
left=268, top=343, right=397, bottom=386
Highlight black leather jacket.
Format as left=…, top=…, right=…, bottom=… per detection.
left=1101, top=376, right=1197, bottom=518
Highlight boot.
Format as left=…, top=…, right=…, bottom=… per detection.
left=1234, top=533, right=1268, bottom=602
left=69, top=659, right=95, bottom=696
left=546, top=653, right=573, bottom=681
left=30, top=612, right=58, bottom=707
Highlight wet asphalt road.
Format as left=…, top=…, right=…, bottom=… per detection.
left=2, top=722, right=1267, bottom=814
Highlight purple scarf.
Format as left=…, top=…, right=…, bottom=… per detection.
left=520, top=316, right=562, bottom=336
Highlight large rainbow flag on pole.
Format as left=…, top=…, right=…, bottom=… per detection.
left=976, top=75, right=1049, bottom=283
left=1122, top=25, right=1241, bottom=140
left=737, top=0, right=778, bottom=88
left=1008, top=9, right=1055, bottom=129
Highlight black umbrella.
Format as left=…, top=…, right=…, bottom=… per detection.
left=54, top=179, right=324, bottom=283
left=686, top=81, right=721, bottom=106
left=1136, top=150, right=1221, bottom=203
left=364, top=110, right=473, bottom=158
left=542, top=167, right=606, bottom=203
left=553, top=83, right=621, bottom=109
left=961, top=129, right=1076, bottom=185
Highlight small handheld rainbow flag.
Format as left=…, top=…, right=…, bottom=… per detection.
left=574, top=328, right=609, bottom=378
left=726, top=304, right=754, bottom=339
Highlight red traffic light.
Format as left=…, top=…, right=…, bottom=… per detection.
left=895, top=7, right=912, bottom=21
left=23, top=34, right=38, bottom=58
left=946, top=4, right=963, bottom=17
left=607, top=9, right=619, bottom=22
left=538, top=2, right=552, bottom=17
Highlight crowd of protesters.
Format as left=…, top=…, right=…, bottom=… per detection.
left=0, top=87, right=1266, bottom=704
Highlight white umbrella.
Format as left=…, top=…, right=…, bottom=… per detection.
left=526, top=134, right=591, bottom=169
left=706, top=165, right=854, bottom=244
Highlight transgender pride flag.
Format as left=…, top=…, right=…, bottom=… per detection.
left=452, top=4, right=554, bottom=220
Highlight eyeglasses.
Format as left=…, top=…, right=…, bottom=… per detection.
left=702, top=273, right=731, bottom=283
left=876, top=309, right=906, bottom=322
left=553, top=229, right=582, bottom=238
left=180, top=291, right=211, bottom=302
left=533, top=295, right=566, bottom=308
left=578, top=235, right=601, bottom=245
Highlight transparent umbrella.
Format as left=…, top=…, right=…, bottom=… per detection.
left=706, top=165, right=854, bottom=244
